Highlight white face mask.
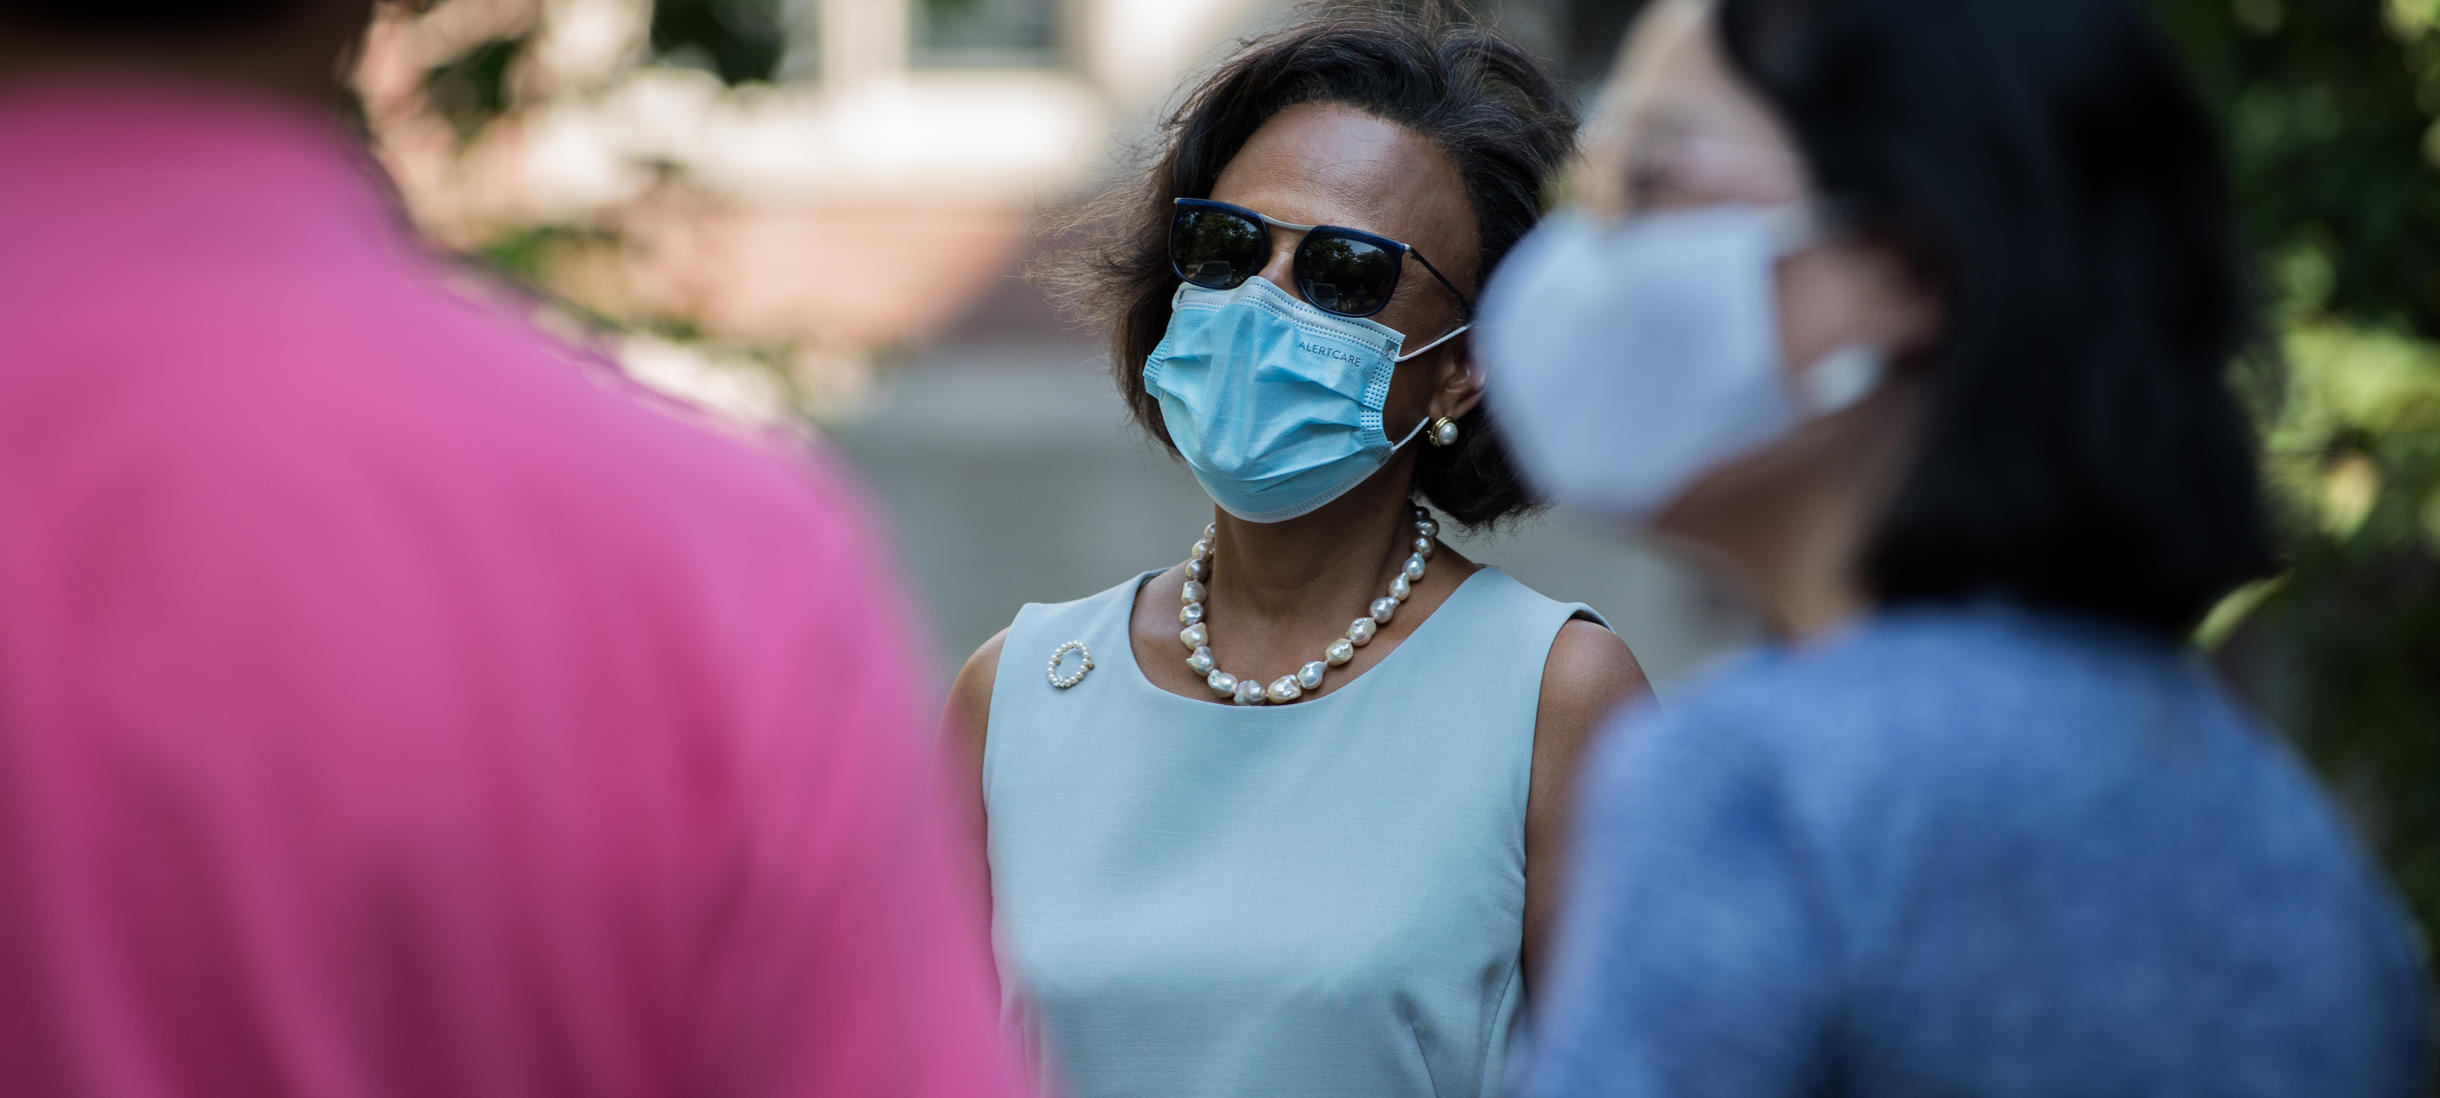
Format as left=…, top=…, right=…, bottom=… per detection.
left=1476, top=204, right=1886, bottom=524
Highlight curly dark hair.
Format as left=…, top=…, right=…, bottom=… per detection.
left=1037, top=1, right=1579, bottom=527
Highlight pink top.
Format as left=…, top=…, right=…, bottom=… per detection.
left=0, top=79, right=1025, bottom=1098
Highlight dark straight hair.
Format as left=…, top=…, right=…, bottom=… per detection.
left=1716, top=0, right=2277, bottom=636
left=1039, top=0, right=1578, bottom=527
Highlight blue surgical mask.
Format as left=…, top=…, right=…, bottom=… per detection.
left=1144, top=277, right=1467, bottom=523
left=1477, top=205, right=1885, bottom=523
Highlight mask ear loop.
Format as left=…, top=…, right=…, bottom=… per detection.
left=1393, top=323, right=1470, bottom=363
left=1387, top=323, right=1471, bottom=450
left=1793, top=344, right=1886, bottom=415
left=1767, top=202, right=1889, bottom=416
left=1765, top=204, right=1826, bottom=253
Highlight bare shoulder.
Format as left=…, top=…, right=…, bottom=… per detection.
left=1522, top=618, right=1652, bottom=987
left=944, top=628, right=1011, bottom=760
left=1539, top=619, right=1651, bottom=732
left=1530, top=620, right=1653, bottom=800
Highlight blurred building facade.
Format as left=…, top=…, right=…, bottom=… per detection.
left=349, top=0, right=1752, bottom=682
left=356, top=0, right=1320, bottom=413
left=353, top=0, right=1631, bottom=414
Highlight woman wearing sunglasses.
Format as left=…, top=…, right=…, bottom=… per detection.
left=1483, top=1, right=2433, bottom=1096
left=942, top=7, right=1648, bottom=1098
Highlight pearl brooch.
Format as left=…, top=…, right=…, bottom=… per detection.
left=1178, top=505, right=1440, bottom=704
left=1046, top=641, right=1094, bottom=689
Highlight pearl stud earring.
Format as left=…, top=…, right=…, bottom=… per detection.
left=1428, top=416, right=1461, bottom=447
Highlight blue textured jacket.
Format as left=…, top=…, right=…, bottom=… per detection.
left=1525, top=602, right=2431, bottom=1098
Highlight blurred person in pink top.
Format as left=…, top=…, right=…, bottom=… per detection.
left=0, top=3, right=1028, bottom=1097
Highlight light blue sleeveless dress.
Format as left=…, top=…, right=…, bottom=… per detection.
left=985, top=566, right=1605, bottom=1098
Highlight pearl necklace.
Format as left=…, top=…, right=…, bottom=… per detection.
left=1177, top=506, right=1440, bottom=705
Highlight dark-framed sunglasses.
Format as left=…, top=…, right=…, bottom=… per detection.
left=1168, top=197, right=1474, bottom=320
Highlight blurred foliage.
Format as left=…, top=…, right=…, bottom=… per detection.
left=473, top=223, right=616, bottom=285
left=2159, top=0, right=2440, bottom=332
left=2155, top=0, right=2440, bottom=955
left=421, top=34, right=524, bottom=138
left=415, top=0, right=984, bottom=113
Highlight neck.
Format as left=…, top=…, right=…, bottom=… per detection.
left=1692, top=384, right=1923, bottom=642
left=1205, top=458, right=1423, bottom=622
left=1728, top=492, right=1873, bottom=640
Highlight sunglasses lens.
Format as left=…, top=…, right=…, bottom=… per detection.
left=1297, top=234, right=1400, bottom=316
left=1171, top=206, right=1266, bottom=289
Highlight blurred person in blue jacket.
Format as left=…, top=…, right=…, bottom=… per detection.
left=1475, top=0, right=2435, bottom=1095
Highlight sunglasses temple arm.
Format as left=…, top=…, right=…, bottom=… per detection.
left=1409, top=250, right=1474, bottom=314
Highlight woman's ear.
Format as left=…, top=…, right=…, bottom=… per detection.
left=1778, top=237, right=1945, bottom=377
left=1883, top=248, right=1947, bottom=362
left=1427, top=338, right=1487, bottom=421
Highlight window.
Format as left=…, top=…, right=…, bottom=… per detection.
left=912, top=0, right=1064, bottom=69
left=650, top=0, right=794, bottom=84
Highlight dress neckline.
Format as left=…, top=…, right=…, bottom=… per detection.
left=1110, top=566, right=1502, bottom=713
